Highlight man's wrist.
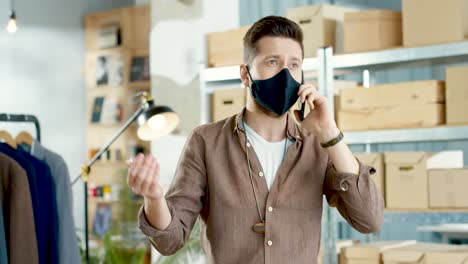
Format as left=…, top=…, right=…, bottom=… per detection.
left=318, top=124, right=340, bottom=143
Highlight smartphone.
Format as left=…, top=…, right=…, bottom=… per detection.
left=299, top=70, right=305, bottom=121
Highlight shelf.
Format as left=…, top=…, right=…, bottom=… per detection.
left=128, top=81, right=151, bottom=90
left=89, top=197, right=144, bottom=204
left=332, top=41, right=468, bottom=69
left=343, top=125, right=468, bottom=145
left=385, top=208, right=468, bottom=213
left=417, top=224, right=468, bottom=234
left=202, top=57, right=319, bottom=82
left=92, top=161, right=127, bottom=167
left=88, top=122, right=125, bottom=128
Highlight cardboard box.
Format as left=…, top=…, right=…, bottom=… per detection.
left=211, top=88, right=246, bottom=122
left=287, top=4, right=357, bottom=57
left=384, top=151, right=464, bottom=209
left=344, top=10, right=402, bottom=53
left=339, top=81, right=445, bottom=111
left=402, top=0, right=468, bottom=47
left=446, top=66, right=468, bottom=124
left=337, top=104, right=445, bottom=131
left=207, top=26, right=251, bottom=67
left=354, top=153, right=384, bottom=200
left=383, top=243, right=468, bottom=264
left=426, top=248, right=468, bottom=264
left=429, top=168, right=468, bottom=208
left=342, top=241, right=417, bottom=264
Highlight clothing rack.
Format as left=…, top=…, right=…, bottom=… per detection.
left=0, top=113, right=41, bottom=142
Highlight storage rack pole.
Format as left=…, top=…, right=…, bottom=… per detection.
left=318, top=46, right=338, bottom=264
left=0, top=113, right=41, bottom=142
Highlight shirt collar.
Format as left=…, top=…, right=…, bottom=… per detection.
left=232, top=108, right=303, bottom=141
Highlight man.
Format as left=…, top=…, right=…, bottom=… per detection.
left=128, top=16, right=384, bottom=263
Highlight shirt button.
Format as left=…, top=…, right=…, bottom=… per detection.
left=268, top=206, right=273, bottom=212
left=246, top=142, right=251, bottom=148
left=340, top=181, right=349, bottom=192
left=267, top=240, right=273, bottom=246
left=259, top=172, right=264, bottom=177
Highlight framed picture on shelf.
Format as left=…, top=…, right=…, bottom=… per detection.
left=96, top=56, right=110, bottom=86
left=130, top=56, right=150, bottom=82
left=97, top=25, right=121, bottom=49
left=95, top=55, right=124, bottom=86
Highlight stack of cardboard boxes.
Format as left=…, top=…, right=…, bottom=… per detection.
left=207, top=2, right=468, bottom=128
left=337, top=80, right=446, bottom=131
left=354, top=151, right=468, bottom=210
left=336, top=64, right=468, bottom=131
left=206, top=0, right=468, bottom=66
left=341, top=241, right=468, bottom=264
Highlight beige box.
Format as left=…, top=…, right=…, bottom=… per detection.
left=383, top=243, right=468, bottom=264
left=343, top=241, right=417, bottom=264
left=337, top=104, right=445, bottom=131
left=446, top=66, right=468, bottom=125
left=384, top=151, right=463, bottom=209
left=207, top=26, right=250, bottom=68
left=426, top=249, right=468, bottom=264
left=287, top=4, right=357, bottom=57
left=344, top=10, right=402, bottom=53
left=211, top=88, right=246, bottom=122
left=429, top=168, right=468, bottom=208
left=340, top=81, right=445, bottom=111
left=354, top=153, right=385, bottom=201
left=402, top=0, right=468, bottom=47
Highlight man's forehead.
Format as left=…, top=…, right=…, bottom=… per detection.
left=256, top=37, right=302, bottom=58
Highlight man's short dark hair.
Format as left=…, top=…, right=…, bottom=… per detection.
left=243, top=16, right=304, bottom=65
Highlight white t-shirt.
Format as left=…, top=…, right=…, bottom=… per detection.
left=244, top=122, right=293, bottom=190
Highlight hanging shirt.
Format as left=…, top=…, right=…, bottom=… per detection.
left=16, top=147, right=59, bottom=264
left=21, top=140, right=80, bottom=264
left=0, top=152, right=38, bottom=264
left=243, top=122, right=293, bottom=190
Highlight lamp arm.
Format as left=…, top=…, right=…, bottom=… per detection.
left=71, top=102, right=147, bottom=264
left=71, top=105, right=145, bottom=186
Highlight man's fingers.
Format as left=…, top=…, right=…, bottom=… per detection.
left=127, top=154, right=145, bottom=185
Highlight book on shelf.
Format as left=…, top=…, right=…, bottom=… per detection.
left=91, top=96, right=104, bottom=123
left=130, top=56, right=150, bottom=82
left=91, top=96, right=123, bottom=124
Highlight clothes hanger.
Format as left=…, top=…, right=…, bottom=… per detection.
left=0, top=130, right=18, bottom=149
left=15, top=131, right=34, bottom=146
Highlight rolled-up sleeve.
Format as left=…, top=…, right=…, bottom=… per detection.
left=323, top=159, right=384, bottom=234
left=138, top=130, right=207, bottom=255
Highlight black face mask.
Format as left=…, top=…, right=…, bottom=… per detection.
left=246, top=67, right=302, bottom=116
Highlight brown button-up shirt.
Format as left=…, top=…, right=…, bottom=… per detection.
left=139, top=111, right=384, bottom=264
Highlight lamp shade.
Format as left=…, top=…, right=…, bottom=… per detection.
left=137, top=105, right=179, bottom=140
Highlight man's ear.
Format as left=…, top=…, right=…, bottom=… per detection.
left=240, top=64, right=250, bottom=87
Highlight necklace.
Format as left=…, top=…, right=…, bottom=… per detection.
left=242, top=119, right=288, bottom=234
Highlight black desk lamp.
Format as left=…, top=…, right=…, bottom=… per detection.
left=71, top=91, right=179, bottom=263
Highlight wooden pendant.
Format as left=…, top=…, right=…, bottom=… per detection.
left=253, top=222, right=265, bottom=234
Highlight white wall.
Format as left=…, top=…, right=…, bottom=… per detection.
left=149, top=0, right=239, bottom=260
left=0, top=0, right=134, bottom=246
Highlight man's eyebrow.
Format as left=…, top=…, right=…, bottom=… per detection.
left=263, top=55, right=281, bottom=60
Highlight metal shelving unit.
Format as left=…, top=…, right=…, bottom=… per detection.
left=322, top=41, right=468, bottom=264
left=199, top=40, right=468, bottom=264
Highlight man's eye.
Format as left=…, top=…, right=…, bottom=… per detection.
left=291, top=63, right=299, bottom=69
left=268, top=60, right=278, bottom=66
